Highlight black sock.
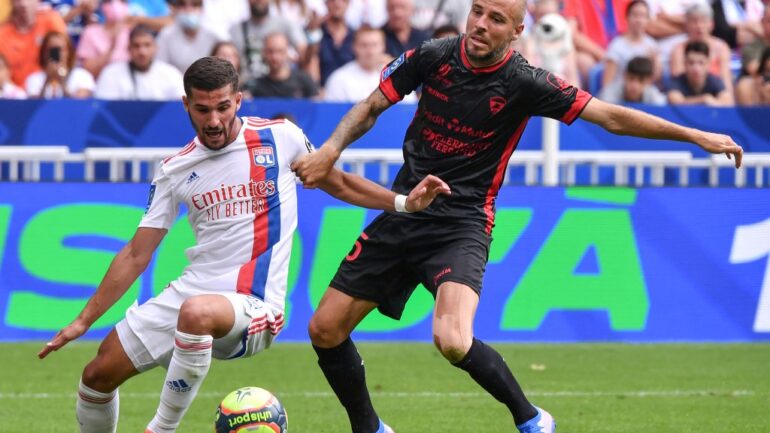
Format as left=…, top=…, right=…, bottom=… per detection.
left=314, top=338, right=379, bottom=433
left=453, top=338, right=537, bottom=425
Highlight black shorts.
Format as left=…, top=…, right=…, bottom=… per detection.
left=329, top=212, right=491, bottom=320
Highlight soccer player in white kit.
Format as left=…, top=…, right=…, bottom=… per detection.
left=38, top=56, right=450, bottom=433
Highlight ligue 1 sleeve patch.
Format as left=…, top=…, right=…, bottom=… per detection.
left=381, top=52, right=406, bottom=81
left=145, top=184, right=156, bottom=213
left=304, top=135, right=315, bottom=153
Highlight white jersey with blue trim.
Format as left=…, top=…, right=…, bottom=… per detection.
left=139, top=116, right=312, bottom=314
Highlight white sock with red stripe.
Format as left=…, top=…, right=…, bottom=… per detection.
left=77, top=379, right=119, bottom=433
left=146, top=331, right=213, bottom=433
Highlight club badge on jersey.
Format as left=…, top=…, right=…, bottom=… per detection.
left=252, top=147, right=276, bottom=167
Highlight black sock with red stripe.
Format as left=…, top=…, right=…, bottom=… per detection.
left=314, top=337, right=380, bottom=433
left=452, top=338, right=537, bottom=425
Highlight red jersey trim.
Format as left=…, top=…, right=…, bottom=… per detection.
left=379, top=79, right=401, bottom=103
left=483, top=117, right=529, bottom=234
left=460, top=36, right=514, bottom=74
left=560, top=89, right=592, bottom=125
left=163, top=141, right=196, bottom=164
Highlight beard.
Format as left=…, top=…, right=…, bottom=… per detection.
left=191, top=113, right=239, bottom=150
left=250, top=4, right=269, bottom=19
left=465, top=36, right=512, bottom=66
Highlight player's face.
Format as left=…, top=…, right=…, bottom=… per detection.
left=183, top=85, right=243, bottom=151
left=465, top=0, right=524, bottom=67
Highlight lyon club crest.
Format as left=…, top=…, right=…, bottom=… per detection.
left=252, top=147, right=275, bottom=167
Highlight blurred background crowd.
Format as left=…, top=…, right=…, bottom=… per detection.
left=0, top=0, right=768, bottom=106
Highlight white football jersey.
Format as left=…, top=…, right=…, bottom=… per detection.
left=140, top=117, right=312, bottom=314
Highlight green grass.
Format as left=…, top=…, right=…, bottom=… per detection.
left=1, top=342, right=769, bottom=432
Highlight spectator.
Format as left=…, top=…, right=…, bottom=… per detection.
left=382, top=0, right=430, bottom=58
left=201, top=0, right=249, bottom=41
left=736, top=46, right=770, bottom=106
left=431, top=23, right=459, bottom=39
left=668, top=40, right=733, bottom=106
left=599, top=55, right=666, bottom=105
left=230, top=0, right=307, bottom=81
left=211, top=41, right=242, bottom=73
left=156, top=0, right=219, bottom=73
left=0, top=0, right=67, bottom=87
left=42, top=0, right=99, bottom=45
left=669, top=4, right=733, bottom=93
left=76, top=0, right=132, bottom=78
left=94, top=25, right=184, bottom=99
left=602, top=0, right=659, bottom=88
left=247, top=32, right=319, bottom=98
left=0, top=53, right=27, bottom=98
left=411, top=0, right=469, bottom=33
left=324, top=26, right=416, bottom=103
left=345, top=0, right=386, bottom=29
left=26, top=30, right=94, bottom=97
left=309, top=0, right=355, bottom=85
left=711, top=0, right=764, bottom=49
left=740, top=5, right=770, bottom=78
left=561, top=0, right=629, bottom=81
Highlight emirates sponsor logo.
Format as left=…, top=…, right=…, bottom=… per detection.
left=191, top=180, right=276, bottom=210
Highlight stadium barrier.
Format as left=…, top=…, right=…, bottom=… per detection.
left=0, top=183, right=768, bottom=342
left=1, top=99, right=769, bottom=185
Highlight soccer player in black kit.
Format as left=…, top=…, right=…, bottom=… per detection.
left=291, top=0, right=744, bottom=432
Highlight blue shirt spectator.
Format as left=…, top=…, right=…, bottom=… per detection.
left=319, top=24, right=354, bottom=85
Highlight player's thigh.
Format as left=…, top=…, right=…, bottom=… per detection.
left=82, top=329, right=141, bottom=393
left=433, top=281, right=479, bottom=344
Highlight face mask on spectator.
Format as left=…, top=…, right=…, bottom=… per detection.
left=103, top=1, right=130, bottom=23
left=177, top=11, right=201, bottom=30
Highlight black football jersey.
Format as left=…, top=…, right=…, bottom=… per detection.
left=378, top=35, right=592, bottom=233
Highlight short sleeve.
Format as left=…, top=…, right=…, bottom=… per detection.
left=378, top=47, right=424, bottom=103
left=139, top=164, right=179, bottom=229
left=280, top=121, right=314, bottom=165
left=527, top=67, right=592, bottom=124
left=68, top=68, right=96, bottom=94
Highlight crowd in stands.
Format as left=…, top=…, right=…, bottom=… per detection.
left=0, top=0, right=768, bottom=106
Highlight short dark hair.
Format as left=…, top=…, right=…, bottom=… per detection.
left=129, top=25, right=156, bottom=43
left=432, top=24, right=460, bottom=39
left=684, top=40, right=710, bottom=57
left=625, top=0, right=649, bottom=17
left=758, top=46, right=770, bottom=77
left=626, top=56, right=654, bottom=78
left=183, top=56, right=239, bottom=97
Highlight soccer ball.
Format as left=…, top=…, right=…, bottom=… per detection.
left=214, top=387, right=288, bottom=433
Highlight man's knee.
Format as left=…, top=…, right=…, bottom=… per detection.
left=308, top=314, right=348, bottom=348
left=178, top=297, right=217, bottom=334
left=433, top=328, right=472, bottom=363
left=81, top=356, right=120, bottom=393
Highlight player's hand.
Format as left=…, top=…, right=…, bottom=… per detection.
left=405, top=175, right=451, bottom=212
left=291, top=145, right=340, bottom=188
left=697, top=131, right=743, bottom=168
left=38, top=319, right=89, bottom=359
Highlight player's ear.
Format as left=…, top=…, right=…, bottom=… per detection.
left=182, top=95, right=189, bottom=112
left=235, top=91, right=243, bottom=110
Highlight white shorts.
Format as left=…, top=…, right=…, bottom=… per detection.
left=115, top=285, right=284, bottom=372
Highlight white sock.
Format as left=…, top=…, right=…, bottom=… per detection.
left=146, top=330, right=213, bottom=433
left=77, top=379, right=119, bottom=433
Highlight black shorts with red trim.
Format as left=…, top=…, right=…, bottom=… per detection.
left=329, top=212, right=491, bottom=320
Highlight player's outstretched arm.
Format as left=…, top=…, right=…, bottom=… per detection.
left=318, top=169, right=451, bottom=212
left=38, top=227, right=166, bottom=359
left=579, top=97, right=743, bottom=168
left=291, top=88, right=394, bottom=188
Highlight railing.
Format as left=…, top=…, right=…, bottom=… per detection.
left=1, top=146, right=768, bottom=187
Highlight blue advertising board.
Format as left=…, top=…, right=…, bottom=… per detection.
left=1, top=184, right=768, bottom=342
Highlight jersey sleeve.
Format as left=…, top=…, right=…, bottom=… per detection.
left=527, top=67, right=593, bottom=125
left=138, top=163, right=179, bottom=229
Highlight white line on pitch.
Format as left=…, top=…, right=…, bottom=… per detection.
left=0, top=390, right=757, bottom=399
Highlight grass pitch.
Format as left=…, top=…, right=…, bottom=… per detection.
left=1, top=342, right=768, bottom=432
